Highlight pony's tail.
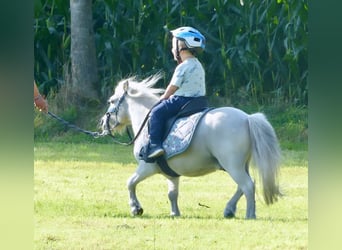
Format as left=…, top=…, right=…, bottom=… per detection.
left=248, top=113, right=282, bottom=205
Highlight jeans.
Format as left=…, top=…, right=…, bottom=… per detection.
left=149, top=95, right=195, bottom=145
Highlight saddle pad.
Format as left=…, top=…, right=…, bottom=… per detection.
left=162, top=111, right=205, bottom=159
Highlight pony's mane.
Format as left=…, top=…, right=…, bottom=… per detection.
left=117, top=72, right=165, bottom=97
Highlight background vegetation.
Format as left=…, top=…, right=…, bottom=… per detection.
left=34, top=0, right=308, bottom=149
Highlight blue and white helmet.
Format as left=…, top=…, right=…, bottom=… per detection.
left=171, top=26, right=206, bottom=50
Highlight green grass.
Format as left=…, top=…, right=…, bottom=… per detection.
left=34, top=142, right=307, bottom=249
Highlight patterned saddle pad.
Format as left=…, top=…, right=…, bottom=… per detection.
left=162, top=110, right=207, bottom=159
left=139, top=108, right=212, bottom=163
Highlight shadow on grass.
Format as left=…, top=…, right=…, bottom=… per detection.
left=105, top=213, right=307, bottom=223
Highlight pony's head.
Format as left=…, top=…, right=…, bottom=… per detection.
left=100, top=73, right=164, bottom=134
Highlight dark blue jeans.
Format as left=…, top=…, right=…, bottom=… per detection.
left=149, top=96, right=194, bottom=145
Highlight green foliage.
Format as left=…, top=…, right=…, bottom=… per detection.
left=268, top=105, right=308, bottom=150
left=34, top=0, right=308, bottom=148
left=34, top=0, right=71, bottom=96
left=34, top=0, right=308, bottom=106
left=235, top=104, right=308, bottom=151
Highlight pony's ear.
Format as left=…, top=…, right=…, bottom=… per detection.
left=123, top=81, right=129, bottom=91
left=123, top=80, right=140, bottom=97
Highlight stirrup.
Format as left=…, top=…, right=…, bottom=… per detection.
left=148, top=145, right=165, bottom=158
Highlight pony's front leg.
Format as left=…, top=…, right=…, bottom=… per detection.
left=127, top=161, right=158, bottom=216
left=167, top=177, right=180, bottom=216
left=127, top=172, right=144, bottom=216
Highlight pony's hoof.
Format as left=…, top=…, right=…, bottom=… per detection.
left=170, top=212, right=180, bottom=217
left=131, top=207, right=144, bottom=216
left=224, top=211, right=235, bottom=218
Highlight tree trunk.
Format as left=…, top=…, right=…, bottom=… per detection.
left=70, top=0, right=98, bottom=102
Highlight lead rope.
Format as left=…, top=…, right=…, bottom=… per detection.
left=46, top=111, right=137, bottom=145
left=47, top=111, right=101, bottom=138
left=46, top=101, right=160, bottom=146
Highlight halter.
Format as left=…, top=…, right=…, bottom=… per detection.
left=104, top=91, right=158, bottom=146
left=106, top=90, right=127, bottom=129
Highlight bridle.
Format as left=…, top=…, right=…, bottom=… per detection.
left=103, top=90, right=158, bottom=146
left=105, top=90, right=127, bottom=130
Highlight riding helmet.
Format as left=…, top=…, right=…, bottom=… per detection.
left=170, top=26, right=206, bottom=50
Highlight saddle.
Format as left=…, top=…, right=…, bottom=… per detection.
left=163, top=96, right=209, bottom=140
left=139, top=96, right=209, bottom=169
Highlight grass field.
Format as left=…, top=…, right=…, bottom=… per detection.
left=34, top=142, right=307, bottom=249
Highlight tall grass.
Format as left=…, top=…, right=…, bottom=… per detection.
left=34, top=142, right=307, bottom=249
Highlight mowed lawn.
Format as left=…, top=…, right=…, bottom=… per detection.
left=34, top=142, right=307, bottom=250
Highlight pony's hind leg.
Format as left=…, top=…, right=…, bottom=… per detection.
left=234, top=172, right=255, bottom=219
left=224, top=187, right=243, bottom=218
left=224, top=163, right=254, bottom=218
left=167, top=177, right=180, bottom=216
left=222, top=162, right=256, bottom=219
